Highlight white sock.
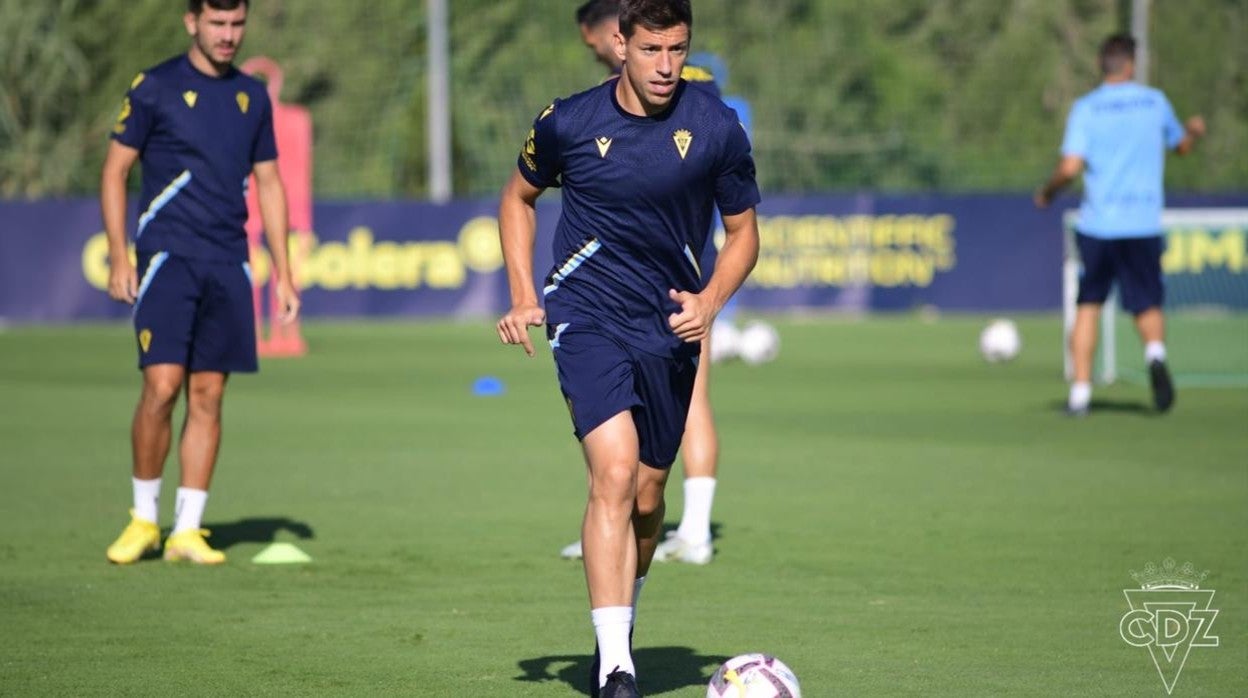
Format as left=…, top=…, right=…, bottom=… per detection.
left=591, top=606, right=635, bottom=686
left=676, top=477, right=716, bottom=543
left=132, top=477, right=161, bottom=523
left=172, top=487, right=208, bottom=534
left=1145, top=341, right=1166, bottom=364
left=1069, top=382, right=1092, bottom=411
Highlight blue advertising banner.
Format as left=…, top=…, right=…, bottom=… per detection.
left=2, top=194, right=1244, bottom=324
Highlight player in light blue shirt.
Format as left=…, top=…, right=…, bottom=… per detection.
left=1036, top=33, right=1205, bottom=416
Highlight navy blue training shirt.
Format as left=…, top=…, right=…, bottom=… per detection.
left=111, top=54, right=277, bottom=263
left=518, top=79, right=760, bottom=359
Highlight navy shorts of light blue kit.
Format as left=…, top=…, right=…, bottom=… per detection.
left=548, top=323, right=697, bottom=470
left=1075, top=232, right=1165, bottom=315
left=132, top=251, right=258, bottom=373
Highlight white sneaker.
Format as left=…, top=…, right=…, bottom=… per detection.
left=654, top=533, right=713, bottom=565
left=560, top=539, right=583, bottom=559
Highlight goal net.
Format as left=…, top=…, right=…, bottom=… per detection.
left=1063, top=208, right=1248, bottom=387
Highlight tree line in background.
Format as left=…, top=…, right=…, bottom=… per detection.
left=1, top=0, right=1243, bottom=199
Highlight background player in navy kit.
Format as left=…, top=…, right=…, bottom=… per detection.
left=101, top=0, right=299, bottom=565
left=496, top=2, right=760, bottom=694
left=561, top=0, right=724, bottom=566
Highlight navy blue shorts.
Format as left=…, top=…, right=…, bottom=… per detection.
left=1075, top=233, right=1165, bottom=314
left=548, top=323, right=697, bottom=469
left=133, top=252, right=258, bottom=373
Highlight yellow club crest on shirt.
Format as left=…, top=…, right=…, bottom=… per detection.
left=236, top=91, right=250, bottom=114
left=673, top=129, right=692, bottom=160
left=595, top=136, right=613, bottom=158
left=138, top=329, right=153, bottom=353
left=521, top=128, right=538, bottom=171
left=113, top=98, right=132, bottom=134
left=182, top=90, right=198, bottom=108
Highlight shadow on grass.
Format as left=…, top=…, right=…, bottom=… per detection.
left=1047, top=398, right=1155, bottom=416
left=515, top=646, right=729, bottom=696
left=197, top=517, right=315, bottom=550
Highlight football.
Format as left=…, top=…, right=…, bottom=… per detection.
left=709, top=320, right=741, bottom=364
left=707, top=653, right=802, bottom=698
left=737, top=321, right=780, bottom=365
left=979, top=318, right=1021, bottom=363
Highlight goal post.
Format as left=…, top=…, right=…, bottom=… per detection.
left=1062, top=208, right=1248, bottom=386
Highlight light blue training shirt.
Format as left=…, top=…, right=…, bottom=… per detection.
left=1061, top=82, right=1185, bottom=238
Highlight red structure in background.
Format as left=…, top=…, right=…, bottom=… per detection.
left=243, top=56, right=312, bottom=357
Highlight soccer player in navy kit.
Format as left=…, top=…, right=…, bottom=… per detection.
left=1036, top=34, right=1205, bottom=416
left=101, top=0, right=299, bottom=565
left=561, top=0, right=726, bottom=567
left=496, top=1, right=760, bottom=694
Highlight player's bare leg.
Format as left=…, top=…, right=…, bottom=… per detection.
left=107, top=364, right=184, bottom=563
left=1134, top=306, right=1174, bottom=411
left=132, top=364, right=185, bottom=480
left=657, top=340, right=718, bottom=563
left=1067, top=304, right=1100, bottom=415
left=681, top=340, right=718, bottom=480
left=179, top=371, right=227, bottom=490
left=164, top=370, right=229, bottom=564
left=581, top=410, right=640, bottom=607
left=634, top=463, right=670, bottom=577
left=580, top=410, right=642, bottom=689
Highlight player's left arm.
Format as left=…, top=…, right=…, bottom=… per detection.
left=669, top=208, right=759, bottom=342
left=253, top=159, right=300, bottom=323
left=1173, top=117, right=1206, bottom=156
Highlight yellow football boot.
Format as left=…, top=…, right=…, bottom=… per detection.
left=106, top=510, right=161, bottom=564
left=163, top=529, right=226, bottom=565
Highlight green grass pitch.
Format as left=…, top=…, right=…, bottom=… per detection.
left=1, top=316, right=1245, bottom=696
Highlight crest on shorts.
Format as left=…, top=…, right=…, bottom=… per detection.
left=182, top=91, right=198, bottom=108
left=673, top=129, right=692, bottom=160
left=236, top=92, right=250, bottom=114
left=138, top=329, right=152, bottom=353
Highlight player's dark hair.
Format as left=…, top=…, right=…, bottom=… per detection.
left=618, top=0, right=692, bottom=38
left=1099, top=33, right=1136, bottom=76
left=576, top=0, right=620, bottom=29
left=188, top=0, right=248, bottom=15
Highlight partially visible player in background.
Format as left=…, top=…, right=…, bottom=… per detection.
left=101, top=0, right=299, bottom=564
left=1035, top=33, right=1204, bottom=417
left=560, top=0, right=723, bottom=566
left=497, top=1, right=760, bottom=693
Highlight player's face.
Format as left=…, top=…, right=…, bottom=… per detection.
left=581, top=19, right=622, bottom=71
left=615, top=24, right=690, bottom=115
left=184, top=6, right=248, bottom=71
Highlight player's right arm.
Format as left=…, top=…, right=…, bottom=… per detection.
left=100, top=140, right=141, bottom=303
left=496, top=170, right=546, bottom=357
left=1035, top=101, right=1087, bottom=208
